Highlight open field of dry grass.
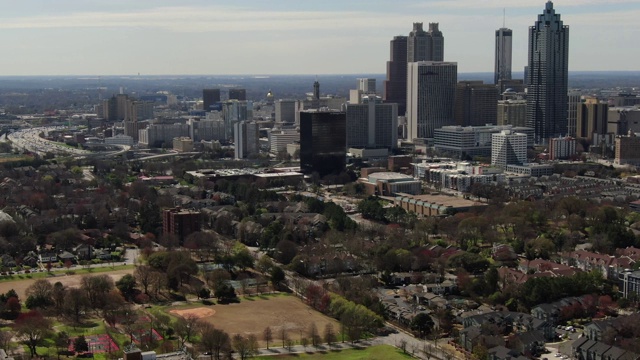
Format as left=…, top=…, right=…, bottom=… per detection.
left=168, top=294, right=340, bottom=345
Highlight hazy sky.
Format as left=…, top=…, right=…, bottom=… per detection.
left=0, top=0, right=638, bottom=75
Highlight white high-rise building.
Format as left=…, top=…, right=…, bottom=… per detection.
left=234, top=121, right=259, bottom=159
left=494, top=28, right=513, bottom=85
left=407, top=61, right=457, bottom=140
left=491, top=130, right=527, bottom=168
left=269, top=129, right=300, bottom=154
left=138, top=123, right=190, bottom=148
left=275, top=100, right=296, bottom=124
left=346, top=95, right=398, bottom=149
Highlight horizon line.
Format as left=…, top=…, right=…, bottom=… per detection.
left=1, top=70, right=640, bottom=78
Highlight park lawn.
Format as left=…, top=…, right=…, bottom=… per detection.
left=53, top=318, right=108, bottom=337
left=255, top=345, right=412, bottom=360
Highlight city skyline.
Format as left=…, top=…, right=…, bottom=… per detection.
left=0, top=0, right=638, bottom=76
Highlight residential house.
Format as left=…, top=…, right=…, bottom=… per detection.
left=459, top=311, right=555, bottom=355
left=58, top=251, right=75, bottom=263
left=488, top=346, right=527, bottom=360
left=507, top=330, right=546, bottom=357
left=531, top=296, right=587, bottom=326
left=39, top=252, right=57, bottom=263
left=591, top=342, right=613, bottom=360
left=572, top=337, right=590, bottom=359
left=519, top=258, right=576, bottom=275
left=578, top=340, right=598, bottom=360
left=603, top=346, right=630, bottom=360
left=74, top=244, right=93, bottom=260
left=561, top=250, right=615, bottom=279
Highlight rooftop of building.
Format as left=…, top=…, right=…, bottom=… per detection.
left=395, top=193, right=485, bottom=208
left=254, top=172, right=303, bottom=178
left=368, top=172, right=415, bottom=182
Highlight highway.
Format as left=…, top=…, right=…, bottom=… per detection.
left=7, top=126, right=129, bottom=159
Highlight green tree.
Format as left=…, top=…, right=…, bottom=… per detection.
left=357, top=196, right=385, bottom=222
left=214, top=283, right=236, bottom=303
left=74, top=335, right=89, bottom=353
left=116, top=274, right=137, bottom=300
left=410, top=313, right=434, bottom=338
left=270, top=266, right=286, bottom=289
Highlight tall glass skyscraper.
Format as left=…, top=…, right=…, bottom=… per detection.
left=526, top=1, right=569, bottom=144
left=494, top=28, right=512, bottom=85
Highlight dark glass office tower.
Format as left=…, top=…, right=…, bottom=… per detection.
left=203, top=89, right=221, bottom=112
left=383, top=35, right=408, bottom=115
left=526, top=1, right=569, bottom=144
left=300, top=110, right=346, bottom=177
left=229, top=88, right=247, bottom=101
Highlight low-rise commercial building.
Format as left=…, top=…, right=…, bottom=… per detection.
left=394, top=193, right=486, bottom=216
left=359, top=172, right=421, bottom=196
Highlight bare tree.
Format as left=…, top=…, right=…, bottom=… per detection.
left=232, top=334, right=257, bottom=360
left=134, top=265, right=154, bottom=295
left=263, top=326, right=273, bottom=350
left=285, top=339, right=294, bottom=352
left=199, top=323, right=230, bottom=360
left=324, top=323, right=336, bottom=348
left=175, top=315, right=199, bottom=348
left=308, top=323, right=320, bottom=347
left=398, top=339, right=408, bottom=354
left=279, top=326, right=288, bottom=348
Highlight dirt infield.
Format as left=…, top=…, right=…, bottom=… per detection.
left=169, top=307, right=215, bottom=318
left=0, top=269, right=134, bottom=300
left=168, top=295, right=339, bottom=345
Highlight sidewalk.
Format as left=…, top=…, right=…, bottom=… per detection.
left=253, top=339, right=376, bottom=357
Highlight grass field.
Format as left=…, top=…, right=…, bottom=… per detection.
left=167, top=294, right=340, bottom=346
left=0, top=267, right=134, bottom=299
left=255, top=345, right=412, bottom=359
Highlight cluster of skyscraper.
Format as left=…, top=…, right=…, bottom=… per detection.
left=384, top=1, right=569, bottom=149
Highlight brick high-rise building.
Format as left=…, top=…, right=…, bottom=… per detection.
left=383, top=35, right=408, bottom=116
left=454, top=81, right=498, bottom=127
left=162, top=208, right=201, bottom=244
